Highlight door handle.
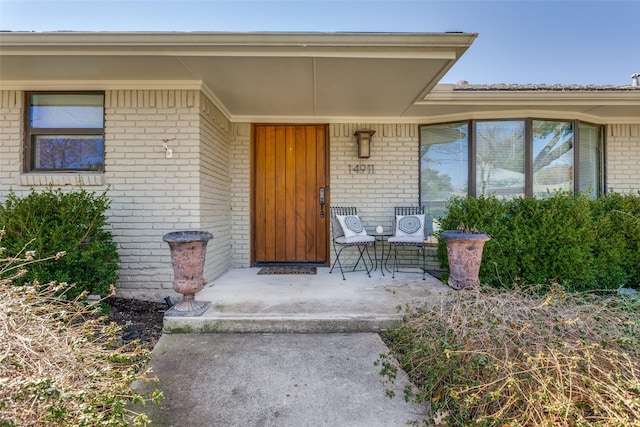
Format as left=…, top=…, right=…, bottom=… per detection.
left=319, top=187, right=326, bottom=218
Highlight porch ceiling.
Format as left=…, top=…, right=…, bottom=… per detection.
left=0, top=31, right=477, bottom=121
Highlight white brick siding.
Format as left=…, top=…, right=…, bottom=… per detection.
left=229, top=123, right=252, bottom=267
left=0, top=91, right=22, bottom=190
left=104, top=90, right=207, bottom=300
left=607, top=124, right=640, bottom=193
left=330, top=123, right=420, bottom=229
left=198, top=93, right=232, bottom=285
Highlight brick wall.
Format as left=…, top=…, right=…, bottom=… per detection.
left=330, top=123, right=420, bottom=228
left=198, top=93, right=233, bottom=283
left=104, top=90, right=207, bottom=299
left=607, top=124, right=640, bottom=193
left=229, top=123, right=252, bottom=267
left=0, top=91, right=22, bottom=194
left=0, top=89, right=234, bottom=301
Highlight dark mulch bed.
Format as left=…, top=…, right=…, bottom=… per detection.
left=105, top=297, right=167, bottom=350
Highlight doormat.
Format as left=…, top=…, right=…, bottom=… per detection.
left=258, top=267, right=317, bottom=275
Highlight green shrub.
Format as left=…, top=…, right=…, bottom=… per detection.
left=0, top=187, right=119, bottom=298
left=592, top=192, right=640, bottom=288
left=379, top=287, right=640, bottom=426
left=437, top=191, right=640, bottom=292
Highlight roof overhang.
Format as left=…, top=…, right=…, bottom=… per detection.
left=2, top=32, right=637, bottom=124
left=411, top=84, right=640, bottom=125
left=0, top=31, right=477, bottom=122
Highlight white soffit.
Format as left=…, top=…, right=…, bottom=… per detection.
left=0, top=32, right=477, bottom=120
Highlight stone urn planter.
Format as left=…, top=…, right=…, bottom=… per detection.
left=163, top=230, right=213, bottom=316
left=440, top=230, right=491, bottom=290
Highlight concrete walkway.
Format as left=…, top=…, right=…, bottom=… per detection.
left=137, top=267, right=452, bottom=426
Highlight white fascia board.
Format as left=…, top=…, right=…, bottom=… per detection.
left=0, top=31, right=477, bottom=47
left=419, top=91, right=640, bottom=106
left=2, top=49, right=458, bottom=60
left=0, top=32, right=475, bottom=59
left=407, top=109, right=640, bottom=125
left=414, top=111, right=601, bottom=125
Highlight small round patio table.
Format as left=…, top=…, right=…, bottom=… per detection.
left=369, top=231, right=392, bottom=276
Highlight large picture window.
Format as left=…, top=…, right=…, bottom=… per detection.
left=475, top=120, right=525, bottom=197
left=420, top=122, right=468, bottom=218
left=577, top=123, right=604, bottom=195
left=25, top=92, right=105, bottom=172
left=420, top=119, right=604, bottom=206
left=532, top=120, right=574, bottom=198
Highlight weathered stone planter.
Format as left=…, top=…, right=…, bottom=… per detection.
left=163, top=230, right=213, bottom=316
left=440, top=230, right=491, bottom=290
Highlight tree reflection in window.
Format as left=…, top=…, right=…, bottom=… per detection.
left=33, top=136, right=104, bottom=171
left=475, top=121, right=525, bottom=197
left=420, top=122, right=468, bottom=217
left=532, top=121, right=574, bottom=197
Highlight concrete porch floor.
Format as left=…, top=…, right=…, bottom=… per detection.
left=163, top=266, right=452, bottom=334
left=144, top=268, right=453, bottom=426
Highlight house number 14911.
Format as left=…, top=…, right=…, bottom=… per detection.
left=348, top=164, right=375, bottom=174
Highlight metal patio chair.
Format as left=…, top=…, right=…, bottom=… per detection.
left=388, top=206, right=433, bottom=280
left=329, top=206, right=375, bottom=280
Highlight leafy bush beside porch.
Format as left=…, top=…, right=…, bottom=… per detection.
left=436, top=191, right=640, bottom=292
left=0, top=187, right=119, bottom=299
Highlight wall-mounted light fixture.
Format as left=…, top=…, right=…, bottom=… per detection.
left=354, top=129, right=375, bottom=158
left=162, top=137, right=175, bottom=158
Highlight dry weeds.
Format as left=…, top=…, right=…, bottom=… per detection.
left=380, top=286, right=640, bottom=426
left=0, top=233, right=161, bottom=426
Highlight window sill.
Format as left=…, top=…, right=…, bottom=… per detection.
left=20, top=173, right=105, bottom=187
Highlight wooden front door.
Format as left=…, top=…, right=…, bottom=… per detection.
left=252, top=124, right=329, bottom=265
